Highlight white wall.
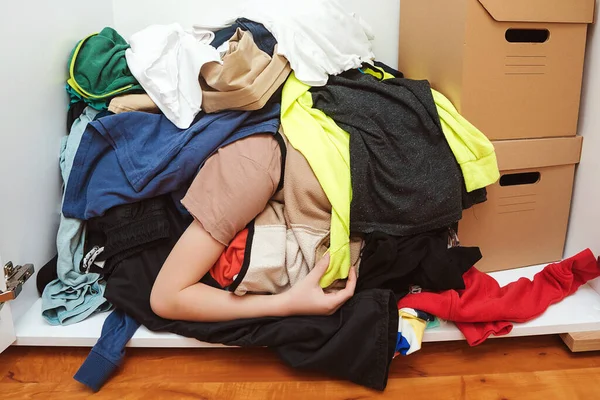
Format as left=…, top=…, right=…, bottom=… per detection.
left=0, top=1, right=114, bottom=320
left=565, top=0, right=600, bottom=293
left=112, top=0, right=400, bottom=68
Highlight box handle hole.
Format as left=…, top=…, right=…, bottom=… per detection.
left=499, top=172, right=541, bottom=187
left=505, top=29, right=549, bottom=43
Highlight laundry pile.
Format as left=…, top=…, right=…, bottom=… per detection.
left=36, top=0, right=600, bottom=393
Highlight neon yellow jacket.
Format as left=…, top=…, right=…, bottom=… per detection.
left=281, top=73, right=351, bottom=287
left=431, top=89, right=500, bottom=192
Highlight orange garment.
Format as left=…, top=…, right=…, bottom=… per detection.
left=209, top=228, right=249, bottom=288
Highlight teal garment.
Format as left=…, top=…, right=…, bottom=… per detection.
left=42, top=107, right=111, bottom=325
left=426, top=318, right=440, bottom=330
left=67, top=27, right=143, bottom=104
left=66, top=85, right=107, bottom=111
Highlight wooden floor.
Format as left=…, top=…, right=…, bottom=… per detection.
left=1, top=335, right=600, bottom=399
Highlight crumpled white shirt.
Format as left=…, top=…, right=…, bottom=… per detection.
left=126, top=23, right=221, bottom=129
left=193, top=0, right=375, bottom=87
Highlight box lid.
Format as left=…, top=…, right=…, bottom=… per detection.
left=478, top=0, right=595, bottom=24
left=494, top=136, right=583, bottom=171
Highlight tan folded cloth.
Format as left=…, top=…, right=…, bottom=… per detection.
left=108, top=93, right=160, bottom=114
left=200, top=28, right=291, bottom=113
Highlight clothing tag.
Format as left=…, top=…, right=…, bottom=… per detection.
left=448, top=227, right=460, bottom=248
left=409, top=285, right=422, bottom=294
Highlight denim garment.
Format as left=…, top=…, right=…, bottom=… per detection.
left=211, top=18, right=277, bottom=56
left=74, top=309, right=140, bottom=391
left=62, top=103, right=280, bottom=220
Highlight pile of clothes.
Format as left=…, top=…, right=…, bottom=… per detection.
left=35, top=0, right=600, bottom=392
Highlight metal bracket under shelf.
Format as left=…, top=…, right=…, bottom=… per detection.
left=0, top=262, right=34, bottom=311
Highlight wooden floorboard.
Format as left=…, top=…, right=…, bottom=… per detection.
left=1, top=335, right=600, bottom=399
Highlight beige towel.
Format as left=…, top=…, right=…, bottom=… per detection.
left=108, top=93, right=160, bottom=114
left=200, top=28, right=291, bottom=113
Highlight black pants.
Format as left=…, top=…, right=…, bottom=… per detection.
left=85, top=196, right=398, bottom=390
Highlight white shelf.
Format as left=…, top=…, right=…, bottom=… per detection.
left=14, top=264, right=600, bottom=348
left=424, top=265, right=600, bottom=342
left=14, top=299, right=225, bottom=348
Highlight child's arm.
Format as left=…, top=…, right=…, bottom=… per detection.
left=150, top=220, right=356, bottom=322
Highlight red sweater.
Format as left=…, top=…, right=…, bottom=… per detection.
left=398, top=249, right=600, bottom=345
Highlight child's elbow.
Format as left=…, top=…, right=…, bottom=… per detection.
left=150, top=286, right=176, bottom=320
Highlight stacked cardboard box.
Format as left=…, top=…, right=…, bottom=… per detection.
left=399, top=0, right=595, bottom=271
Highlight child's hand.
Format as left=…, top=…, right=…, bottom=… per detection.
left=280, top=253, right=357, bottom=316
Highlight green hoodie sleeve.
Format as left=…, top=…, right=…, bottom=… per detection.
left=67, top=28, right=142, bottom=101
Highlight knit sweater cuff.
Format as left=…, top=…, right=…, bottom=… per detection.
left=74, top=350, right=118, bottom=392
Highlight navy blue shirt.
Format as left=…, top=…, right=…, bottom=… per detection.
left=63, top=103, right=280, bottom=220
left=74, top=309, right=140, bottom=392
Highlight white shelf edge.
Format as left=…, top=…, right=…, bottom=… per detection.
left=14, top=264, right=600, bottom=348
left=423, top=319, right=600, bottom=343
left=14, top=298, right=228, bottom=348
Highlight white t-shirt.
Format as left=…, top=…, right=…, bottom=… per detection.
left=126, top=23, right=221, bottom=129
left=194, top=0, right=375, bottom=87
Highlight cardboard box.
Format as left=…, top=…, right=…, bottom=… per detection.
left=399, top=0, right=595, bottom=140
left=458, top=136, right=583, bottom=272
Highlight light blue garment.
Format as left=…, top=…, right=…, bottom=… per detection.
left=42, top=107, right=111, bottom=325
